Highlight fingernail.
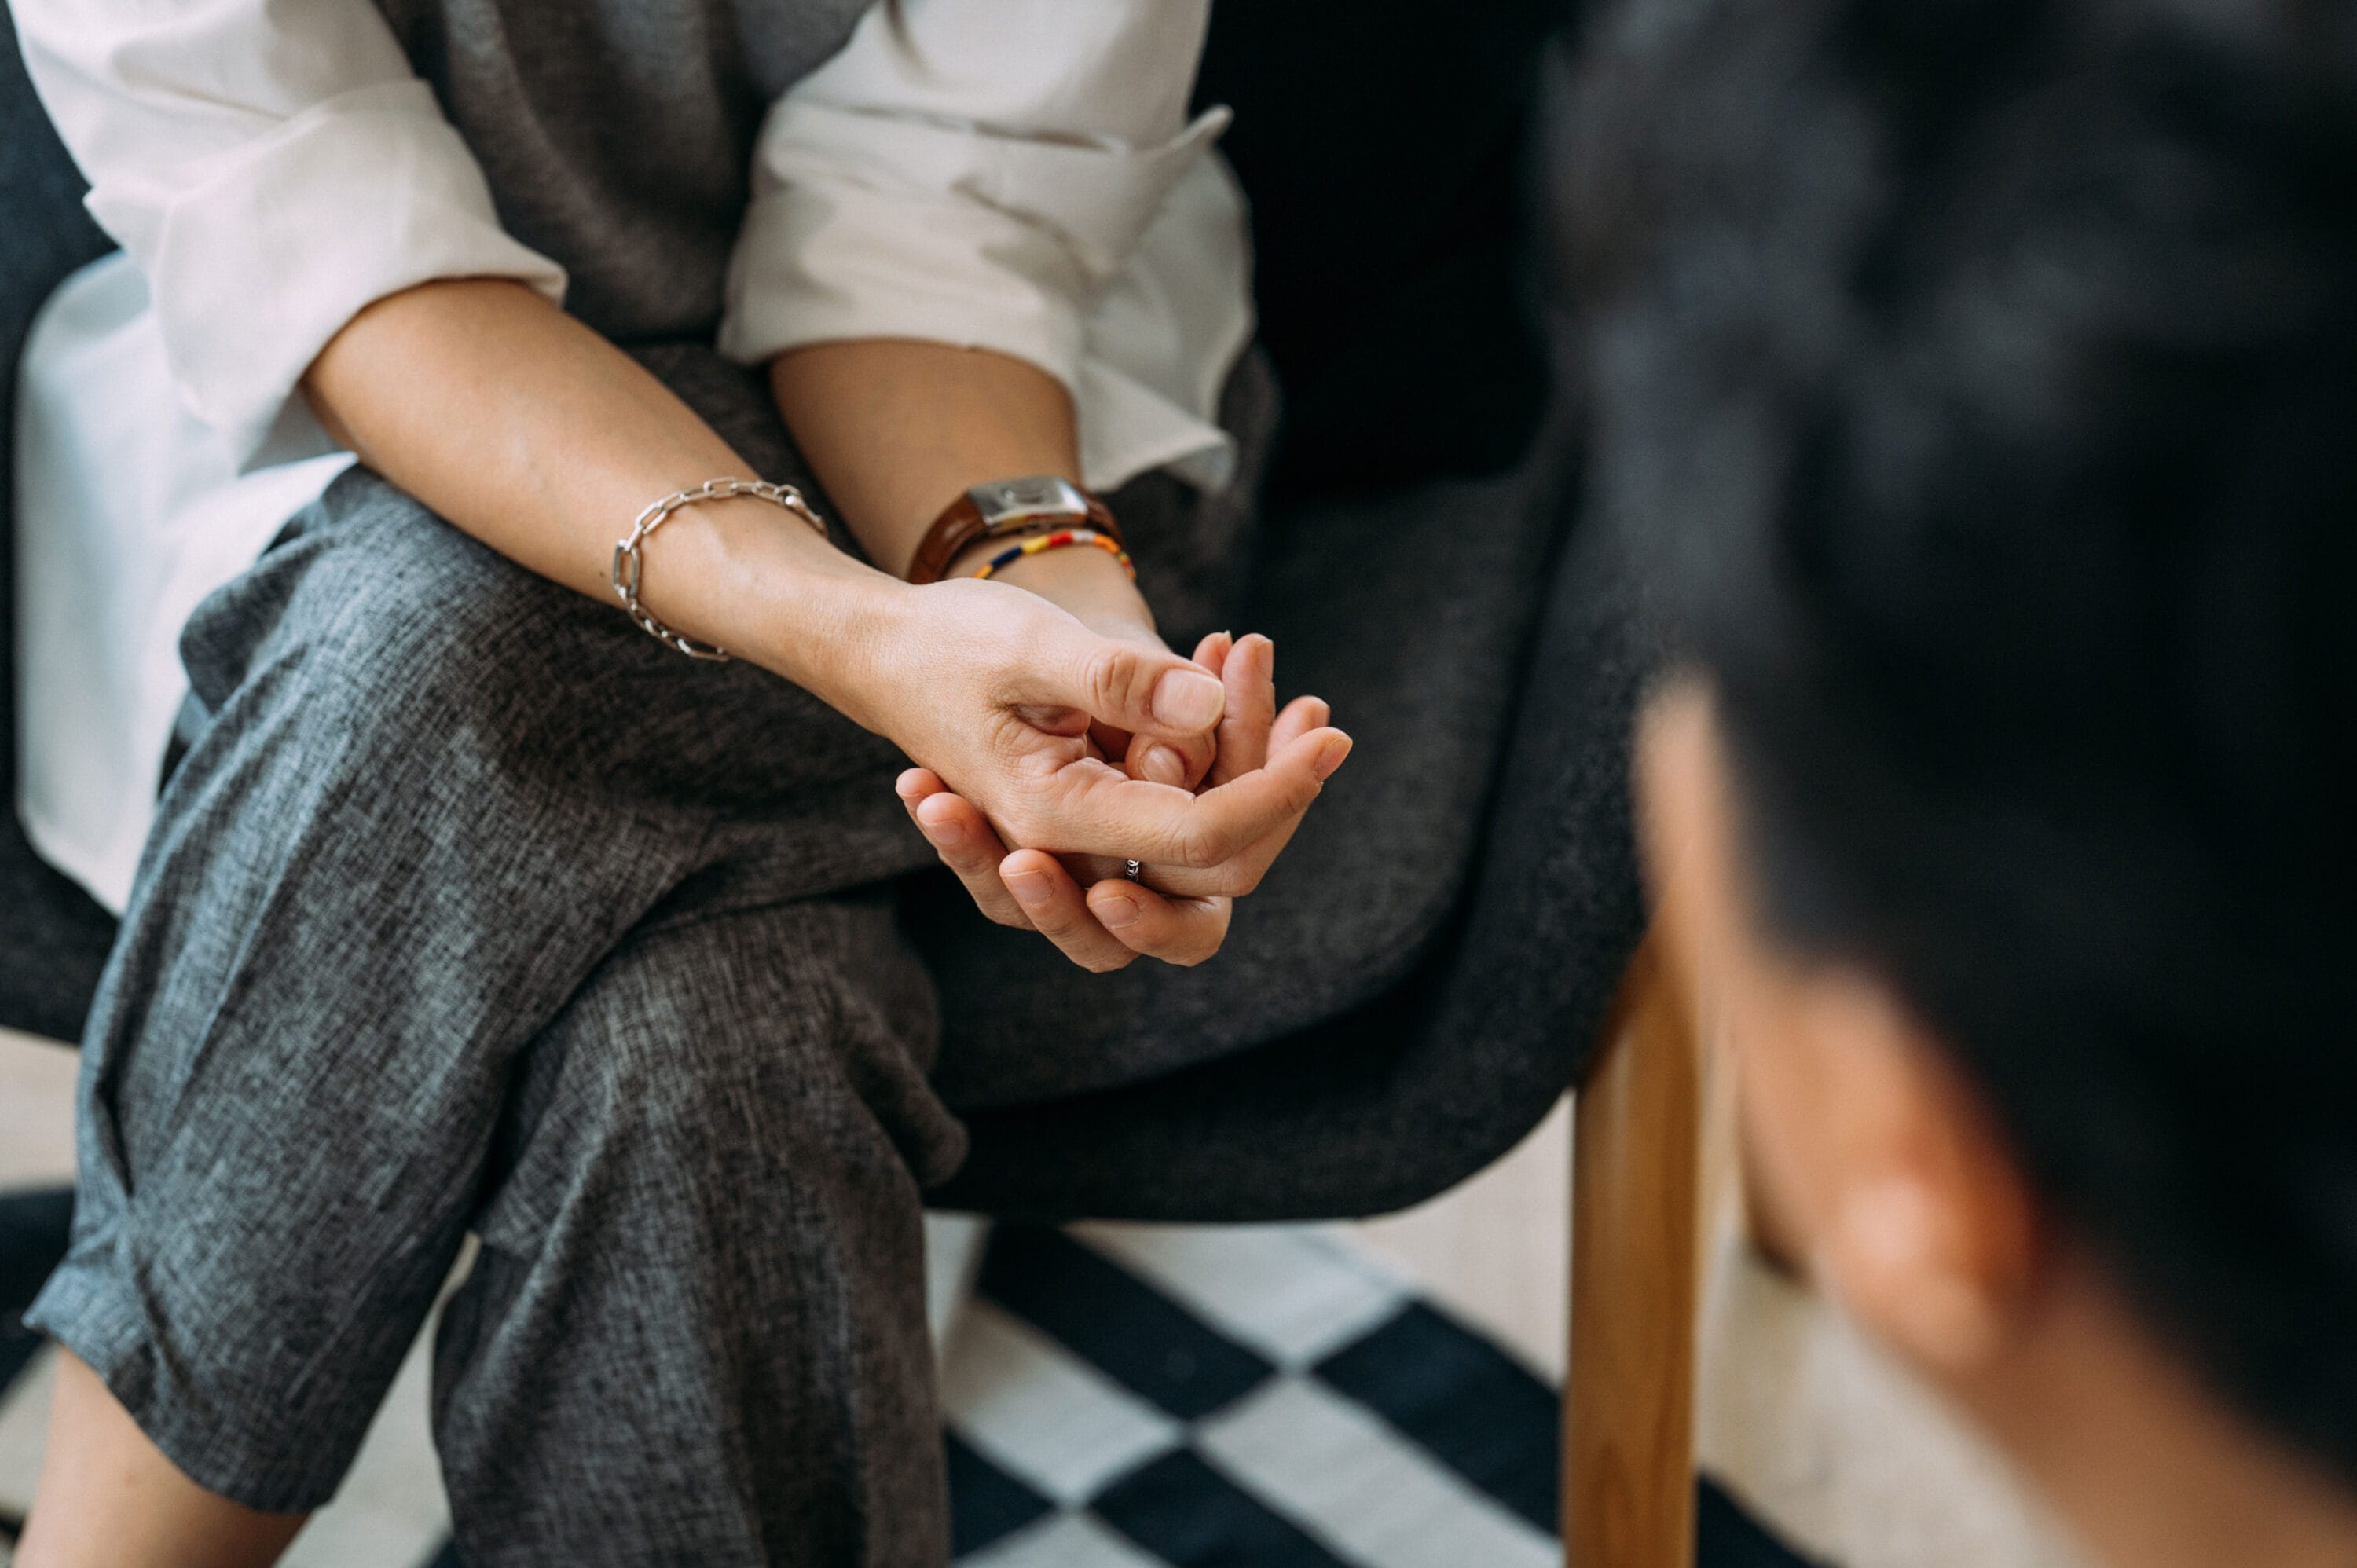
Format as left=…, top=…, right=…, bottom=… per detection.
left=1314, top=734, right=1354, bottom=780
left=1152, top=669, right=1226, bottom=730
left=1094, top=892, right=1142, bottom=929
left=1006, top=869, right=1052, bottom=903
left=1139, top=745, right=1187, bottom=786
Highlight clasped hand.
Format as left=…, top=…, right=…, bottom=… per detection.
left=874, top=578, right=1349, bottom=972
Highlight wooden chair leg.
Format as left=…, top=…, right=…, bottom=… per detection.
left=1564, top=936, right=1703, bottom=1567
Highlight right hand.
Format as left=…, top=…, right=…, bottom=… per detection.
left=864, top=581, right=1350, bottom=896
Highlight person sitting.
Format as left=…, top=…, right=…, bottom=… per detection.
left=1585, top=0, right=2357, bottom=1563
left=6, top=2, right=1351, bottom=1562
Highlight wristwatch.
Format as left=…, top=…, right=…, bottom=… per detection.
left=905, top=475, right=1122, bottom=584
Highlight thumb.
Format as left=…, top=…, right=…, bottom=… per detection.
left=1022, top=623, right=1227, bottom=741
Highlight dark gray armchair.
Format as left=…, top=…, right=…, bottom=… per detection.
left=3, top=8, right=1712, bottom=1557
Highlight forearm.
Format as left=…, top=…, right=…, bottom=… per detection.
left=770, top=340, right=1152, bottom=636
left=302, top=278, right=901, bottom=722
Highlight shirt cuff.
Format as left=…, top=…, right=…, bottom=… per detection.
left=718, top=97, right=1230, bottom=389
left=85, top=79, right=567, bottom=469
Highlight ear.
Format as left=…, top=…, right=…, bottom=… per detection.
left=1797, top=970, right=2047, bottom=1376
left=1637, top=680, right=2047, bottom=1378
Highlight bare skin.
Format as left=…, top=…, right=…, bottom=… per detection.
left=20, top=280, right=1348, bottom=1564
left=897, top=628, right=1344, bottom=973
left=16, top=1354, right=308, bottom=1567
left=1639, top=682, right=2357, bottom=1568
left=900, top=628, right=1340, bottom=972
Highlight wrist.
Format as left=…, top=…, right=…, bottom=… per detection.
left=945, top=531, right=1157, bottom=642
left=665, top=493, right=907, bottom=726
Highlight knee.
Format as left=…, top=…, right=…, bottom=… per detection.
left=577, top=991, right=858, bottom=1160
left=318, top=511, right=591, bottom=750
left=187, top=481, right=621, bottom=782
left=541, top=922, right=964, bottom=1193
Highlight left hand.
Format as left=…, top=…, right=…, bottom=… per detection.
left=898, top=629, right=1341, bottom=969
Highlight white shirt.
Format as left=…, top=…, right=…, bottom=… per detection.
left=12, top=0, right=1254, bottom=914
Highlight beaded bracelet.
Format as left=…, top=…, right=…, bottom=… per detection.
left=968, top=527, right=1136, bottom=582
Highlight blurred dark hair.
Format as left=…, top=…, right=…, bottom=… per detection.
left=1567, top=0, right=2357, bottom=1481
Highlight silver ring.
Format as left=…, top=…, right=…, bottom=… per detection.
left=1124, top=859, right=1143, bottom=883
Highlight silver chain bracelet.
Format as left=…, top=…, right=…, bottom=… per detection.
left=611, top=478, right=828, bottom=661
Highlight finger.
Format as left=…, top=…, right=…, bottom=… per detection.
left=1124, top=728, right=1212, bottom=789
left=1107, top=819, right=1299, bottom=900
left=1058, top=851, right=1128, bottom=886
left=1014, top=622, right=1228, bottom=744
left=1093, top=717, right=1351, bottom=900
left=902, top=780, right=1033, bottom=929
left=999, top=849, right=1137, bottom=973
left=1086, top=629, right=1233, bottom=784
left=1120, top=632, right=1231, bottom=787
left=1210, top=633, right=1277, bottom=785
left=1086, top=881, right=1232, bottom=968
left=1028, top=725, right=1354, bottom=868
left=1109, top=630, right=1230, bottom=789
left=1191, top=630, right=1235, bottom=678
left=1269, top=695, right=1330, bottom=754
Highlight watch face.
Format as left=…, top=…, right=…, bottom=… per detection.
left=971, top=475, right=1088, bottom=530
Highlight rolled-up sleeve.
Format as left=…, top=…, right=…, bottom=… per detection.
left=15, top=0, right=566, bottom=467
left=720, top=0, right=1227, bottom=401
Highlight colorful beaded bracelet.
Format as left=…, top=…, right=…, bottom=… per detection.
left=968, top=527, right=1136, bottom=581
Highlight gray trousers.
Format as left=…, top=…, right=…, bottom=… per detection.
left=27, top=350, right=1260, bottom=1563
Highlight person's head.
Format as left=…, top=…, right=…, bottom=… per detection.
left=1569, top=0, right=2357, bottom=1559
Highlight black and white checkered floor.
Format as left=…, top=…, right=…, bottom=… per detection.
left=2, top=1200, right=1813, bottom=1566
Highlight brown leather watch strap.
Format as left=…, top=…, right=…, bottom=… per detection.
left=906, top=476, right=1122, bottom=584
